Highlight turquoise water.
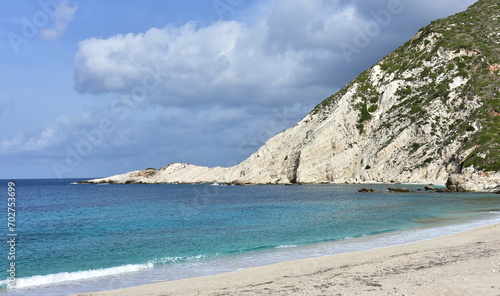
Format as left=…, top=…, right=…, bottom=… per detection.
left=0, top=179, right=499, bottom=295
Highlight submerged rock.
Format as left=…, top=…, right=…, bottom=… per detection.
left=388, top=188, right=410, bottom=193
left=358, top=188, right=375, bottom=193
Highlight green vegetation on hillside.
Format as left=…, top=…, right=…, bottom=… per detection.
left=430, top=0, right=500, bottom=171
left=312, top=0, right=499, bottom=172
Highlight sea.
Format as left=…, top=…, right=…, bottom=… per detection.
left=0, top=178, right=499, bottom=296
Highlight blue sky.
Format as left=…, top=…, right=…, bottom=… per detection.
left=0, top=0, right=477, bottom=179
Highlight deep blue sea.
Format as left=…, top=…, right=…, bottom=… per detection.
left=0, top=179, right=499, bottom=296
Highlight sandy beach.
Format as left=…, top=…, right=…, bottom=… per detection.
left=77, top=223, right=500, bottom=296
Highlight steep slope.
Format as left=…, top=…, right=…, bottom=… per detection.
left=83, top=0, right=500, bottom=190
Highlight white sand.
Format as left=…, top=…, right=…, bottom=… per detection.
left=77, top=223, right=500, bottom=296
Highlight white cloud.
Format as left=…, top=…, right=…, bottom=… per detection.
left=0, top=111, right=97, bottom=155
left=0, top=128, right=61, bottom=154
left=40, top=0, right=78, bottom=41
left=75, top=22, right=243, bottom=94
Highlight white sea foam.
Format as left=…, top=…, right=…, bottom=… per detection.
left=276, top=244, right=298, bottom=249
left=1, top=263, right=153, bottom=289
left=149, top=254, right=213, bottom=265
left=0, top=254, right=216, bottom=291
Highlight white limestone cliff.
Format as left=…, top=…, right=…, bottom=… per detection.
left=82, top=2, right=500, bottom=191
left=83, top=45, right=498, bottom=190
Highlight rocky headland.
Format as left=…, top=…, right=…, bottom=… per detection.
left=80, top=0, right=499, bottom=192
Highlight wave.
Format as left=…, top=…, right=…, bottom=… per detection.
left=0, top=253, right=217, bottom=290
left=0, top=263, right=153, bottom=289
left=148, top=254, right=216, bottom=265
left=276, top=244, right=298, bottom=249
left=1, top=253, right=218, bottom=290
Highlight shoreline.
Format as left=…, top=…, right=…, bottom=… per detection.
left=77, top=180, right=500, bottom=193
left=76, top=223, right=500, bottom=296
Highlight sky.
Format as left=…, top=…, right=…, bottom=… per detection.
left=0, top=0, right=478, bottom=179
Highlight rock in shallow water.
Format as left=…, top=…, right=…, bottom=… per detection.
left=388, top=188, right=410, bottom=193
left=358, top=188, right=375, bottom=193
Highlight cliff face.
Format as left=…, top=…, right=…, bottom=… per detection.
left=83, top=0, right=500, bottom=190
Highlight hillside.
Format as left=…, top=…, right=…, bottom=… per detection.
left=81, top=0, right=500, bottom=190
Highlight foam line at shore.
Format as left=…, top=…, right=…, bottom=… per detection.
left=0, top=263, right=154, bottom=290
